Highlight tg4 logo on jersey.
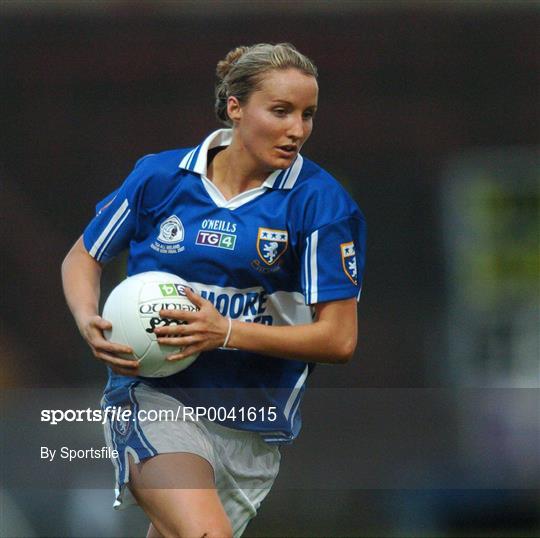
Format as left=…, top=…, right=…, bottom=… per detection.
left=151, top=215, right=185, bottom=254
left=195, top=218, right=237, bottom=251
left=340, top=241, right=358, bottom=285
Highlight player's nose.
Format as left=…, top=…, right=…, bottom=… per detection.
left=286, top=113, right=305, bottom=141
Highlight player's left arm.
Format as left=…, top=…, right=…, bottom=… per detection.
left=227, top=295, right=358, bottom=364
left=156, top=290, right=358, bottom=365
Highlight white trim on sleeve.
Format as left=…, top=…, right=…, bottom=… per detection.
left=88, top=199, right=130, bottom=260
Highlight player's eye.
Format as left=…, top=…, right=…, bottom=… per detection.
left=303, top=109, right=316, bottom=120
left=272, top=108, right=287, bottom=117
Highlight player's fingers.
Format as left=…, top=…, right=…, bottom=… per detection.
left=157, top=337, right=183, bottom=347
left=159, top=309, right=198, bottom=323
left=185, top=287, right=206, bottom=308
left=153, top=323, right=187, bottom=336
left=94, top=351, right=139, bottom=369
left=166, top=343, right=201, bottom=362
left=160, top=334, right=202, bottom=349
left=154, top=322, right=200, bottom=336
left=93, top=339, right=133, bottom=355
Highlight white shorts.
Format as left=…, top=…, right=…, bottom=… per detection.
left=103, top=382, right=281, bottom=537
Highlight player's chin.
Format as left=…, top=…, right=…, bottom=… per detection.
left=270, top=153, right=297, bottom=169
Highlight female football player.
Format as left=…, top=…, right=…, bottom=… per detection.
left=62, top=43, right=366, bottom=538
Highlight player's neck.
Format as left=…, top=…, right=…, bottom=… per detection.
left=207, top=145, right=269, bottom=200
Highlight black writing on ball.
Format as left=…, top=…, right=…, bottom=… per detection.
left=145, top=317, right=187, bottom=333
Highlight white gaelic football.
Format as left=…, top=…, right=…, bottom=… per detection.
left=102, top=271, right=199, bottom=377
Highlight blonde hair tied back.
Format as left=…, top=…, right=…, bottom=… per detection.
left=214, top=43, right=318, bottom=126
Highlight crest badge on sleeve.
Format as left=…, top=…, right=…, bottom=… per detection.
left=340, top=242, right=358, bottom=285
left=256, top=227, right=288, bottom=266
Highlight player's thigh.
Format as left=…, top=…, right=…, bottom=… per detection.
left=129, top=452, right=232, bottom=538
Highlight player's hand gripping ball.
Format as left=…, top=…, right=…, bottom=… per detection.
left=102, top=271, right=200, bottom=377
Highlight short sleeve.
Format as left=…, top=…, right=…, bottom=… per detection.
left=82, top=154, right=152, bottom=263
left=301, top=212, right=366, bottom=305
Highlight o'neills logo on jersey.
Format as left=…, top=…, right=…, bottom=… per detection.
left=195, top=219, right=237, bottom=251
left=151, top=215, right=185, bottom=254
left=340, top=241, right=358, bottom=285
left=256, top=228, right=288, bottom=266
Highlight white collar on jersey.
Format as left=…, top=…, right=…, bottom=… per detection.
left=178, top=128, right=304, bottom=190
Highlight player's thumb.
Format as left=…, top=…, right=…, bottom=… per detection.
left=96, top=317, right=112, bottom=331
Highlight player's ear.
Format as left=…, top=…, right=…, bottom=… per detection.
left=227, top=96, right=242, bottom=123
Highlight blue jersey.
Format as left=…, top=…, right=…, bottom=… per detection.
left=84, top=129, right=366, bottom=444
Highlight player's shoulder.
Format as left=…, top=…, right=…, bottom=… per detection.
left=132, top=147, right=194, bottom=176
left=120, top=147, right=195, bottom=209
left=296, top=157, right=352, bottom=198
left=291, top=156, right=363, bottom=224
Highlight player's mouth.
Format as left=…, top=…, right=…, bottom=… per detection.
left=275, top=144, right=298, bottom=158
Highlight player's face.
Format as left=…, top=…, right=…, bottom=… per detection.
left=229, top=68, right=318, bottom=172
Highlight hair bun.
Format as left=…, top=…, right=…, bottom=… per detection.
left=216, top=46, right=249, bottom=80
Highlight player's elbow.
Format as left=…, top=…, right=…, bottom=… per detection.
left=332, top=336, right=357, bottom=364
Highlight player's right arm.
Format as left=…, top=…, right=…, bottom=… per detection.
left=61, top=236, right=138, bottom=376
left=62, top=154, right=156, bottom=375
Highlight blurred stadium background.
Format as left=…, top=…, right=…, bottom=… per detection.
left=1, top=1, right=538, bottom=537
